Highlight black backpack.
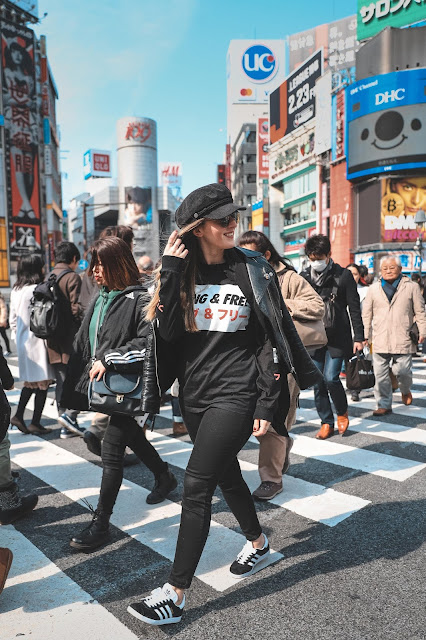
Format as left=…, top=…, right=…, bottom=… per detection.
left=29, top=269, right=73, bottom=339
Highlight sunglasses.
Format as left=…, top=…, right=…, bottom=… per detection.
left=214, top=212, right=240, bottom=227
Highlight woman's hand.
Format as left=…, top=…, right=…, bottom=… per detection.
left=163, top=230, right=188, bottom=260
left=252, top=419, right=271, bottom=438
left=89, top=360, right=106, bottom=382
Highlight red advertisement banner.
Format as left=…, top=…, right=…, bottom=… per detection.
left=257, top=118, right=269, bottom=180
left=1, top=19, right=42, bottom=258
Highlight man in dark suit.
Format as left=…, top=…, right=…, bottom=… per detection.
left=300, top=234, right=365, bottom=440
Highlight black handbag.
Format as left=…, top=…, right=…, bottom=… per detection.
left=322, top=277, right=340, bottom=333
left=346, top=353, right=375, bottom=390
left=88, top=370, right=146, bottom=416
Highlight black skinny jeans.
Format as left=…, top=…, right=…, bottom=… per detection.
left=97, top=414, right=167, bottom=516
left=169, top=407, right=261, bottom=590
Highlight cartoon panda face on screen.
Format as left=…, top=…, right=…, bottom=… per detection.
left=347, top=103, right=426, bottom=178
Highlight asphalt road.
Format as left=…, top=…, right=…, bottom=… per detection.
left=1, top=355, right=426, bottom=640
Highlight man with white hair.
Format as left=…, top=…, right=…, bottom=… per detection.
left=362, top=255, right=426, bottom=415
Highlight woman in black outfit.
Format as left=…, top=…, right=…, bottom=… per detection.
left=61, top=237, right=177, bottom=552
left=127, top=183, right=321, bottom=626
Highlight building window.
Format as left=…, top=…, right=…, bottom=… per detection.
left=283, top=169, right=316, bottom=202
left=283, top=198, right=316, bottom=226
left=247, top=174, right=257, bottom=184
left=245, top=154, right=256, bottom=163
left=246, top=131, right=256, bottom=143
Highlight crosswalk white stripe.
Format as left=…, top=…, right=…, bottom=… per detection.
left=297, top=407, right=426, bottom=447
left=7, top=432, right=282, bottom=592
left=146, top=432, right=370, bottom=527
left=346, top=397, right=426, bottom=420
left=288, top=432, right=425, bottom=481
left=1, top=526, right=138, bottom=640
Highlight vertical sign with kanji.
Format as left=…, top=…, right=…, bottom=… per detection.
left=1, top=19, right=42, bottom=258
left=257, top=118, right=269, bottom=180
left=358, top=0, right=426, bottom=41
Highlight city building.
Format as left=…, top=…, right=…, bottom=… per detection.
left=0, top=1, right=63, bottom=284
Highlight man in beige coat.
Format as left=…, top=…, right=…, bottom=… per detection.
left=362, top=255, right=426, bottom=416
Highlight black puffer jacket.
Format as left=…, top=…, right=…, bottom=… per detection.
left=61, top=285, right=160, bottom=414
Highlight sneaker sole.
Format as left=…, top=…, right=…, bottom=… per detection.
left=57, top=416, right=84, bottom=436
left=127, top=605, right=182, bottom=625
left=60, top=432, right=78, bottom=439
left=230, top=550, right=271, bottom=580
left=252, top=487, right=283, bottom=501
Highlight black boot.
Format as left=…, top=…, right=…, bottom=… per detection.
left=70, top=507, right=110, bottom=552
left=146, top=466, right=177, bottom=505
left=0, top=482, right=38, bottom=525
left=83, top=430, right=102, bottom=457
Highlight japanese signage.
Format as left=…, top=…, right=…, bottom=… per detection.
left=124, top=186, right=152, bottom=228
left=159, top=162, right=182, bottom=188
left=225, top=143, right=231, bottom=190
left=346, top=69, right=426, bottom=180
left=270, top=49, right=323, bottom=145
left=227, top=40, right=286, bottom=105
left=289, top=16, right=358, bottom=92
left=358, top=0, right=426, bottom=42
left=315, top=71, right=332, bottom=155
left=1, top=20, right=42, bottom=258
left=251, top=200, right=264, bottom=231
left=331, top=89, right=346, bottom=162
left=381, top=175, right=426, bottom=243
left=83, top=149, right=112, bottom=179
left=217, top=164, right=225, bottom=185
left=270, top=129, right=315, bottom=182
left=257, top=118, right=269, bottom=180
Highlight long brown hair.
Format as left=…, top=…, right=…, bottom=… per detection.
left=89, top=236, right=140, bottom=290
left=145, top=219, right=205, bottom=332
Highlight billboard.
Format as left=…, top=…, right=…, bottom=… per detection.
left=257, top=118, right=269, bottom=180
left=227, top=40, right=286, bottom=105
left=289, top=16, right=358, bottom=92
left=124, top=186, right=152, bottom=228
left=10, top=1, right=39, bottom=19
left=331, top=89, right=346, bottom=162
left=357, top=0, right=426, bottom=41
left=83, top=149, right=111, bottom=179
left=315, top=71, right=332, bottom=155
left=270, top=49, right=323, bottom=145
left=381, top=176, right=426, bottom=243
left=346, top=69, right=426, bottom=180
left=159, top=162, right=182, bottom=188
left=1, top=20, right=42, bottom=258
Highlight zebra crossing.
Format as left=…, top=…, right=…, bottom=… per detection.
left=2, top=358, right=426, bottom=638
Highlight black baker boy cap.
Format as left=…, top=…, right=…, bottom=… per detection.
left=175, top=183, right=246, bottom=229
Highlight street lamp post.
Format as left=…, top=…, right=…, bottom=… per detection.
left=414, top=209, right=426, bottom=277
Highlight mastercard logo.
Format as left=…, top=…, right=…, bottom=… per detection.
left=240, top=88, right=253, bottom=96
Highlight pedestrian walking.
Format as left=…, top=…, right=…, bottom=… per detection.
left=300, top=234, right=365, bottom=439
left=128, top=183, right=321, bottom=626
left=80, top=225, right=136, bottom=457
left=238, top=230, right=324, bottom=501
left=0, top=292, right=11, bottom=356
left=362, top=255, right=426, bottom=415
left=0, top=345, right=38, bottom=526
left=61, top=236, right=177, bottom=552
left=9, top=254, right=54, bottom=435
left=46, top=242, right=84, bottom=439
left=346, top=263, right=370, bottom=402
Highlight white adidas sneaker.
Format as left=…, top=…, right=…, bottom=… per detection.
left=229, top=534, right=270, bottom=579
left=127, top=583, right=185, bottom=626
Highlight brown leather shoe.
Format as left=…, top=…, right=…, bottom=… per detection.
left=401, top=391, right=412, bottom=406
left=316, top=424, right=335, bottom=439
left=337, top=412, right=349, bottom=435
left=372, top=408, right=392, bottom=416
left=0, top=548, right=13, bottom=595
left=172, top=421, right=188, bottom=437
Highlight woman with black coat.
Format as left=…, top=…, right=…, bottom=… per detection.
left=127, top=183, right=322, bottom=627
left=61, top=237, right=177, bottom=552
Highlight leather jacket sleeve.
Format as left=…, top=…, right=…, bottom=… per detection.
left=156, top=255, right=186, bottom=342
left=253, top=321, right=282, bottom=423
left=101, top=296, right=149, bottom=373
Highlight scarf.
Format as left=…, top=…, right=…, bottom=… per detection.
left=310, top=258, right=334, bottom=288
left=381, top=274, right=402, bottom=302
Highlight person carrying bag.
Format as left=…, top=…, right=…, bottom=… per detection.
left=61, top=236, right=177, bottom=553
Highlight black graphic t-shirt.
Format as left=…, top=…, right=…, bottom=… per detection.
left=180, top=260, right=258, bottom=414
left=157, top=254, right=281, bottom=420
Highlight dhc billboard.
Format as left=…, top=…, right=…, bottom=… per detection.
left=346, top=69, right=426, bottom=180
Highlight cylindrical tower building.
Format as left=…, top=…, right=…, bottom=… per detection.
left=116, top=116, right=159, bottom=259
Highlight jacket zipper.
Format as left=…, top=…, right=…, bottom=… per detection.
left=267, top=286, right=296, bottom=376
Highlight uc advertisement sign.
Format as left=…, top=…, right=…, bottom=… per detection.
left=346, top=68, right=426, bottom=180
left=357, top=0, right=426, bottom=41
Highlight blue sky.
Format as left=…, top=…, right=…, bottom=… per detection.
left=35, top=0, right=356, bottom=207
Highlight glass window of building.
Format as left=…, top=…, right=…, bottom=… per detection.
left=283, top=198, right=316, bottom=226
left=283, top=169, right=316, bottom=203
